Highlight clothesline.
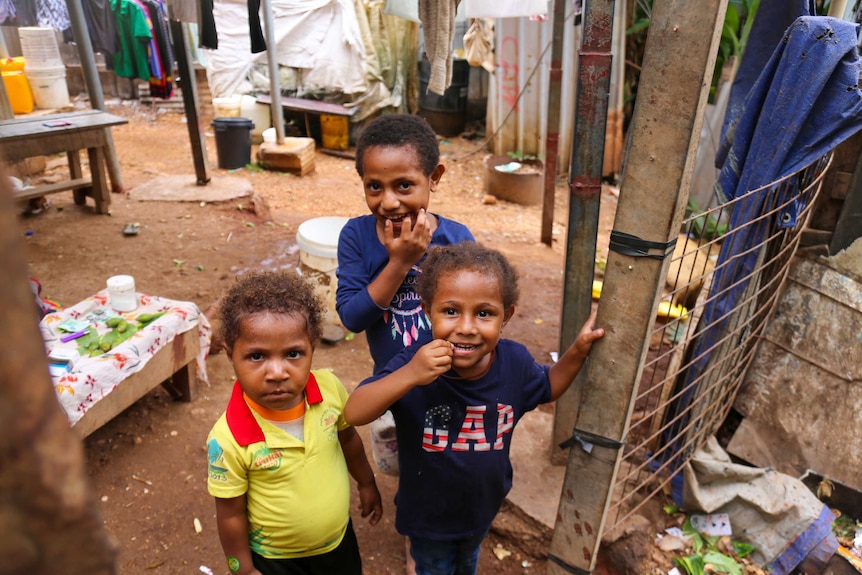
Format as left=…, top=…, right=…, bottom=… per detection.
left=1, top=0, right=174, bottom=99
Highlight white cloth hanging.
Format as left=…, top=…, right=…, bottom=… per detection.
left=464, top=0, right=548, bottom=19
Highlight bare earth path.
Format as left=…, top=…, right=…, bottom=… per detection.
left=18, top=101, right=618, bottom=575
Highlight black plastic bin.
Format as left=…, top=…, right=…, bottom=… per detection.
left=212, top=117, right=254, bottom=169
left=418, top=57, right=469, bottom=137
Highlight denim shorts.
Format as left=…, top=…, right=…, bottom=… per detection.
left=408, top=530, right=489, bottom=575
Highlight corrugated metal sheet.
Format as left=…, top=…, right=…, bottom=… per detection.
left=487, top=2, right=626, bottom=177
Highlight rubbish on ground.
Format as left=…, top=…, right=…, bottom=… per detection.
left=691, top=513, right=732, bottom=536
left=494, top=161, right=522, bottom=173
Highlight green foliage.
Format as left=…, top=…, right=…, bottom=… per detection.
left=625, top=0, right=760, bottom=104
left=711, top=0, right=760, bottom=101
left=673, top=517, right=752, bottom=575
left=506, top=150, right=543, bottom=162
left=732, top=541, right=755, bottom=559
left=832, top=513, right=859, bottom=539
left=684, top=198, right=727, bottom=240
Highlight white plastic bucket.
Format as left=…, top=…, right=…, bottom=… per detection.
left=27, top=65, right=70, bottom=109
left=262, top=127, right=276, bottom=143
left=19, top=27, right=63, bottom=68
left=212, top=95, right=241, bottom=117
left=296, top=216, right=349, bottom=326
left=107, top=275, right=138, bottom=312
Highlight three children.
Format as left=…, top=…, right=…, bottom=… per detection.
left=206, top=113, right=604, bottom=575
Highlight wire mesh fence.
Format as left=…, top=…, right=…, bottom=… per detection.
left=602, top=152, right=834, bottom=533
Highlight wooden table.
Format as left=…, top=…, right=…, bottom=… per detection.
left=0, top=110, right=127, bottom=214
left=41, top=291, right=211, bottom=438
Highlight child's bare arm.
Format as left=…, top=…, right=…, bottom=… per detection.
left=214, top=495, right=262, bottom=575
left=548, top=307, right=604, bottom=401
left=338, top=427, right=383, bottom=526
left=367, top=209, right=433, bottom=308
left=344, top=339, right=453, bottom=426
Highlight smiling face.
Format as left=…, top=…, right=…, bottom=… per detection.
left=360, top=145, right=444, bottom=238
left=226, top=311, right=314, bottom=411
left=423, top=269, right=515, bottom=379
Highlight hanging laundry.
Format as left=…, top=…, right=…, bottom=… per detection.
left=247, top=0, right=265, bottom=53
left=37, top=0, right=71, bottom=31
left=10, top=0, right=37, bottom=26
left=111, top=0, right=153, bottom=81
left=141, top=0, right=174, bottom=98
left=83, top=0, right=119, bottom=62
left=198, top=0, right=218, bottom=49
left=418, top=0, right=460, bottom=95
left=1, top=0, right=15, bottom=25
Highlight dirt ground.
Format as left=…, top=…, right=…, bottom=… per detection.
left=16, top=100, right=620, bottom=575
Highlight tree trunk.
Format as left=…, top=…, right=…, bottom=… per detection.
left=0, top=173, right=118, bottom=575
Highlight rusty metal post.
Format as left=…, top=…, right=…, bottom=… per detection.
left=551, top=0, right=614, bottom=464
left=170, top=18, right=211, bottom=185
left=547, top=0, right=727, bottom=572
left=541, top=0, right=568, bottom=246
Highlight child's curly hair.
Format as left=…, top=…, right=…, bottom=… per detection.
left=354, top=114, right=440, bottom=177
left=218, top=271, right=325, bottom=351
left=417, top=242, right=520, bottom=309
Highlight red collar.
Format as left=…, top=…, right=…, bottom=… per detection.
left=225, top=373, right=323, bottom=446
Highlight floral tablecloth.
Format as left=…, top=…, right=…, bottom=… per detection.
left=40, top=291, right=211, bottom=427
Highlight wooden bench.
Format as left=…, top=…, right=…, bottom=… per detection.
left=0, top=110, right=128, bottom=214
left=256, top=95, right=355, bottom=149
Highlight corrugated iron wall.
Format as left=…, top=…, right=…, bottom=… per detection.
left=486, top=2, right=626, bottom=178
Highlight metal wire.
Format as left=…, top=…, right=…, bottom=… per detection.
left=602, top=152, right=832, bottom=531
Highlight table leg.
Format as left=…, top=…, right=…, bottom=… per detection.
left=159, top=330, right=199, bottom=402
left=161, top=361, right=197, bottom=403
left=68, top=150, right=88, bottom=206
left=87, top=146, right=110, bottom=214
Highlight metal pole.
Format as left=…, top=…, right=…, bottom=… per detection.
left=551, top=0, right=614, bottom=464
left=261, top=0, right=285, bottom=143
left=0, top=28, right=12, bottom=120
left=66, top=0, right=125, bottom=193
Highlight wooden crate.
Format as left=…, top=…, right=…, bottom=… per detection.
left=257, top=137, right=315, bottom=176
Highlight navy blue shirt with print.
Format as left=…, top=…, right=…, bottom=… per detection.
left=359, top=339, right=552, bottom=540
left=335, top=213, right=474, bottom=374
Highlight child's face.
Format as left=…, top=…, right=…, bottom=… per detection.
left=226, top=311, right=314, bottom=411
left=360, top=145, right=444, bottom=238
left=423, top=270, right=514, bottom=379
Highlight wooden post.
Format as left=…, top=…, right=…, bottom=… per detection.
left=546, top=1, right=727, bottom=572
left=0, top=173, right=118, bottom=573
left=551, top=0, right=614, bottom=465
left=541, top=0, right=567, bottom=247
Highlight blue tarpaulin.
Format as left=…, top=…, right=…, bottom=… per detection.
left=661, top=15, right=862, bottom=487
left=719, top=0, right=815, bottom=145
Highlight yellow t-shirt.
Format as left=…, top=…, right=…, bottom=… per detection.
left=206, top=370, right=351, bottom=558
